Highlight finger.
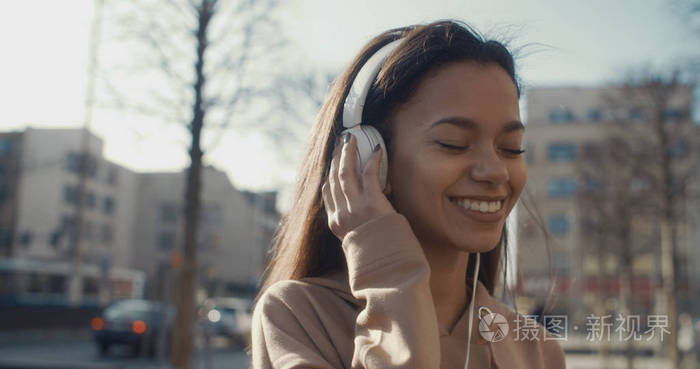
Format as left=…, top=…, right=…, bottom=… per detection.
left=338, top=134, right=361, bottom=208
left=328, top=138, right=348, bottom=217
left=362, top=144, right=383, bottom=194
left=321, top=180, right=335, bottom=215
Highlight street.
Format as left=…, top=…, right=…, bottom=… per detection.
left=0, top=335, right=681, bottom=369
left=0, top=336, right=250, bottom=369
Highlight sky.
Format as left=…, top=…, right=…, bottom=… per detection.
left=0, top=0, right=697, bottom=212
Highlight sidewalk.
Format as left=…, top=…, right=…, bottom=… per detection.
left=0, top=328, right=92, bottom=346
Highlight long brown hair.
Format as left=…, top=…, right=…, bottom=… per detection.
left=259, top=20, right=521, bottom=297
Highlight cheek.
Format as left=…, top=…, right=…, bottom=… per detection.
left=508, top=162, right=527, bottom=201
left=410, top=153, right=457, bottom=197
left=389, top=150, right=452, bottom=210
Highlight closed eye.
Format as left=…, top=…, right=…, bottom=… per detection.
left=438, top=142, right=525, bottom=156
left=437, top=142, right=467, bottom=151
left=501, top=148, right=526, bottom=156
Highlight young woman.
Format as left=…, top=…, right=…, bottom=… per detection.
left=251, top=20, right=566, bottom=368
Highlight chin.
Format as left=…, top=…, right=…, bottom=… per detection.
left=451, top=231, right=503, bottom=254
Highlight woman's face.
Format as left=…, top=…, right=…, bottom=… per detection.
left=387, top=61, right=526, bottom=253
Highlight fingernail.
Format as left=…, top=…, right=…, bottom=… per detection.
left=373, top=144, right=380, bottom=152
left=344, top=132, right=351, bottom=144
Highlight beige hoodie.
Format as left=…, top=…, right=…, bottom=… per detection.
left=252, top=213, right=566, bottom=368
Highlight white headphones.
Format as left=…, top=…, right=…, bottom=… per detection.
left=341, top=38, right=403, bottom=192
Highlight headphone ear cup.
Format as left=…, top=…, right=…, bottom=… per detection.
left=341, top=125, right=388, bottom=192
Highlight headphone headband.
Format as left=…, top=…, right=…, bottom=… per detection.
left=342, top=38, right=403, bottom=128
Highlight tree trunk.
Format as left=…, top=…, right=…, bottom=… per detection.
left=656, top=105, right=680, bottom=368
left=619, top=216, right=635, bottom=369
left=171, top=1, right=213, bottom=368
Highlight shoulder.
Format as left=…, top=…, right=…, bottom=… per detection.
left=253, top=278, right=355, bottom=330
left=252, top=279, right=352, bottom=368
left=252, top=280, right=332, bottom=347
left=255, top=279, right=326, bottom=319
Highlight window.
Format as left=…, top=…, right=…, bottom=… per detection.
left=547, top=178, right=577, bottom=198
left=547, top=142, right=577, bottom=162
left=63, top=185, right=79, bottom=205
left=583, top=177, right=604, bottom=192
left=50, top=216, right=76, bottom=250
left=663, top=109, right=682, bottom=121
left=549, top=108, right=575, bottom=123
left=106, top=165, right=118, bottom=186
left=65, top=152, right=97, bottom=178
left=669, top=140, right=688, bottom=159
left=62, top=186, right=98, bottom=209
left=0, top=229, right=12, bottom=248
left=86, top=191, right=96, bottom=209
left=101, top=223, right=114, bottom=245
left=587, top=108, right=603, bottom=122
left=160, top=204, right=179, bottom=223
left=628, top=107, right=645, bottom=122
left=0, top=138, right=15, bottom=156
left=0, top=167, right=7, bottom=202
left=547, top=215, right=570, bottom=235
left=49, top=231, right=61, bottom=248
left=19, top=231, right=32, bottom=247
left=66, top=153, right=79, bottom=172
left=103, top=197, right=115, bottom=215
left=158, top=232, right=176, bottom=250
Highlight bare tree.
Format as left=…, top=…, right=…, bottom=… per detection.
left=97, top=0, right=295, bottom=367
left=577, top=134, right=660, bottom=369
left=96, top=1, right=340, bottom=366
left=577, top=68, right=697, bottom=368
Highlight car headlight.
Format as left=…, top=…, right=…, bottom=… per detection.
left=207, top=309, right=221, bottom=323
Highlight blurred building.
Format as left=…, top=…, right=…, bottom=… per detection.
left=0, top=132, right=23, bottom=258
left=241, top=190, right=281, bottom=278
left=0, top=128, right=143, bottom=303
left=0, top=127, right=279, bottom=305
left=133, top=168, right=279, bottom=300
left=517, top=86, right=698, bottom=326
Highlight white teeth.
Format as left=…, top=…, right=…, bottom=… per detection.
left=452, top=198, right=503, bottom=213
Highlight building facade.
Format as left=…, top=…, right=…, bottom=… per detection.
left=0, top=128, right=278, bottom=305
left=517, top=85, right=698, bottom=327
left=132, top=168, right=276, bottom=300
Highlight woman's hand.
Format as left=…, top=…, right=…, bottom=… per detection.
left=322, top=133, right=397, bottom=241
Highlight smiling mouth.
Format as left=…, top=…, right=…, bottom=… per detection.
left=449, top=197, right=504, bottom=213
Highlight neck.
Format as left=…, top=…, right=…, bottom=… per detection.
left=422, top=244, right=470, bottom=333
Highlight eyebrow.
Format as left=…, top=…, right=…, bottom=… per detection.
left=429, top=116, right=525, bottom=132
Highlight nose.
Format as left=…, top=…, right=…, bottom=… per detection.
left=469, top=145, right=509, bottom=185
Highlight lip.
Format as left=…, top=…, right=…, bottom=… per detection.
left=450, top=195, right=507, bottom=201
left=449, top=197, right=507, bottom=223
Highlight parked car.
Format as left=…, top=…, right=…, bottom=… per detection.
left=198, top=297, right=253, bottom=346
left=91, top=299, right=173, bottom=357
